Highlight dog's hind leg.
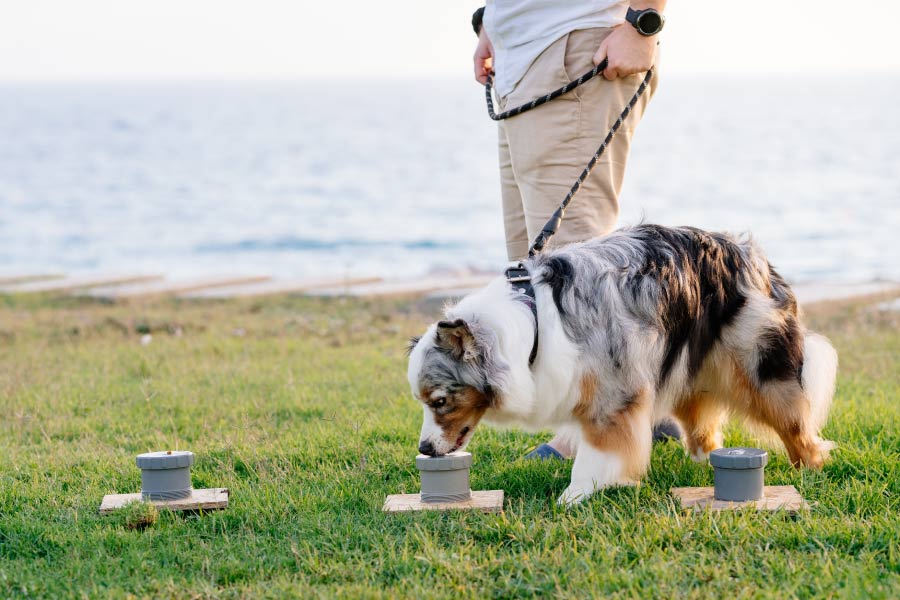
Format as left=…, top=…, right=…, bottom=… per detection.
left=558, top=384, right=653, bottom=506
left=748, top=378, right=833, bottom=468
left=723, top=316, right=837, bottom=468
left=729, top=356, right=834, bottom=469
left=672, top=393, right=727, bottom=463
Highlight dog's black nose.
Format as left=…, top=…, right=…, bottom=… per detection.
left=418, top=440, right=436, bottom=455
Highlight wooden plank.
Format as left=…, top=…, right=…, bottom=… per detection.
left=671, top=485, right=806, bottom=514
left=0, top=274, right=162, bottom=294
left=877, top=298, right=900, bottom=312
left=99, top=487, right=229, bottom=515
left=83, top=276, right=271, bottom=300
left=425, top=286, right=492, bottom=300
left=383, top=489, right=503, bottom=513
left=179, top=276, right=382, bottom=299
left=793, top=281, right=900, bottom=305
left=314, top=275, right=496, bottom=298
left=0, top=273, right=64, bottom=286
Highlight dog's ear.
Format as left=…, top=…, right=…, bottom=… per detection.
left=435, top=319, right=479, bottom=361
left=405, top=336, right=421, bottom=356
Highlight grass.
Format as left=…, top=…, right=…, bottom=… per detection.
left=0, top=291, right=898, bottom=599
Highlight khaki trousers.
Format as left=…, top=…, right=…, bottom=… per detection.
left=498, top=28, right=659, bottom=260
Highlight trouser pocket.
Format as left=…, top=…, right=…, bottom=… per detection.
left=563, top=28, right=614, bottom=100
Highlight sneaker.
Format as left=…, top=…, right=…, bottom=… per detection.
left=652, top=418, right=683, bottom=442
left=525, top=419, right=683, bottom=459
left=524, top=443, right=565, bottom=461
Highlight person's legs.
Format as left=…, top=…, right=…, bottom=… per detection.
left=502, top=28, right=659, bottom=248
left=498, top=117, right=529, bottom=261
left=497, top=29, right=675, bottom=459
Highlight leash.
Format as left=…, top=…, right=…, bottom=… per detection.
left=487, top=59, right=653, bottom=365
left=486, top=59, right=653, bottom=257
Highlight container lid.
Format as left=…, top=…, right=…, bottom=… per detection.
left=136, top=450, right=194, bottom=470
left=709, top=447, right=768, bottom=469
left=416, top=451, right=472, bottom=471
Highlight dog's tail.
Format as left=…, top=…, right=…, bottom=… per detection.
left=802, top=331, right=838, bottom=453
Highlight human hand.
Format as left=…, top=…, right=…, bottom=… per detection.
left=473, top=28, right=494, bottom=84
left=592, top=24, right=657, bottom=80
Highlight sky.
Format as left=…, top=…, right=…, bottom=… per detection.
left=1, top=1, right=899, bottom=81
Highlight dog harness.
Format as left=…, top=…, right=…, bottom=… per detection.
left=505, top=263, right=539, bottom=365
left=490, top=60, right=653, bottom=367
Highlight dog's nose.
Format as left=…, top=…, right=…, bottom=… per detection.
left=418, top=439, right=436, bottom=456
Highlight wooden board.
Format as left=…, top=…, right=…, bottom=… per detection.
left=671, top=485, right=806, bottom=514
left=383, top=490, right=503, bottom=513
left=314, top=275, right=496, bottom=299
left=83, top=276, right=271, bottom=300
left=0, top=274, right=64, bottom=286
left=0, top=274, right=162, bottom=294
left=425, top=286, right=493, bottom=300
left=179, top=276, right=382, bottom=299
left=99, top=487, right=229, bottom=515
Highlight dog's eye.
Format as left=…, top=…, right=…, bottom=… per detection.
left=432, top=398, right=446, bottom=409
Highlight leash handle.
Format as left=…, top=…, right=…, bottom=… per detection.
left=485, top=59, right=608, bottom=121
left=484, top=63, right=653, bottom=257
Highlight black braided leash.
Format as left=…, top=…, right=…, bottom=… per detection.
left=488, top=59, right=654, bottom=365
left=485, top=59, right=653, bottom=257
left=485, top=59, right=608, bottom=122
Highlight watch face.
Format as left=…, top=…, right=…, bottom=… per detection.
left=637, top=11, right=662, bottom=34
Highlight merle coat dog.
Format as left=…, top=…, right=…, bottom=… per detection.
left=407, top=225, right=836, bottom=505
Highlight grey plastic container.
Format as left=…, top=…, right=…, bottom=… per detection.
left=136, top=451, right=194, bottom=501
left=710, top=447, right=768, bottom=502
left=416, top=451, right=472, bottom=503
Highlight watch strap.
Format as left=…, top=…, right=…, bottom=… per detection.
left=625, top=7, right=641, bottom=28
left=472, top=6, right=485, bottom=36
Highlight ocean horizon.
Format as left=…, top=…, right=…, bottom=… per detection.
left=1, top=73, right=898, bottom=284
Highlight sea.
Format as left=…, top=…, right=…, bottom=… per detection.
left=1, top=74, right=898, bottom=283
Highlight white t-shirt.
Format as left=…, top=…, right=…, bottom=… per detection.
left=483, top=0, right=628, bottom=97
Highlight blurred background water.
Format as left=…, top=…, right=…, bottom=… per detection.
left=1, top=74, right=898, bottom=283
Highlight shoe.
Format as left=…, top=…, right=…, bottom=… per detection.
left=527, top=420, right=681, bottom=460
left=652, top=418, right=683, bottom=442
left=524, top=443, right=565, bottom=460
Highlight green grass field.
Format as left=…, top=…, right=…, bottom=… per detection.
left=1, top=292, right=898, bottom=599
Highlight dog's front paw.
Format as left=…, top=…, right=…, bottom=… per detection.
left=557, top=484, right=593, bottom=507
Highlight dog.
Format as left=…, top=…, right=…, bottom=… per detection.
left=406, top=224, right=837, bottom=506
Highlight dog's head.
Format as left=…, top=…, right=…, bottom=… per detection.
left=406, top=318, right=504, bottom=456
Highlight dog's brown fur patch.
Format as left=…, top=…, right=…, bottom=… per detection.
left=672, top=392, right=726, bottom=457
left=727, top=359, right=824, bottom=468
left=430, top=387, right=492, bottom=446
left=573, top=374, right=652, bottom=480
left=572, top=372, right=599, bottom=422
left=673, top=351, right=825, bottom=469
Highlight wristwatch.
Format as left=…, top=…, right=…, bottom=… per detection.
left=625, top=7, right=665, bottom=36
